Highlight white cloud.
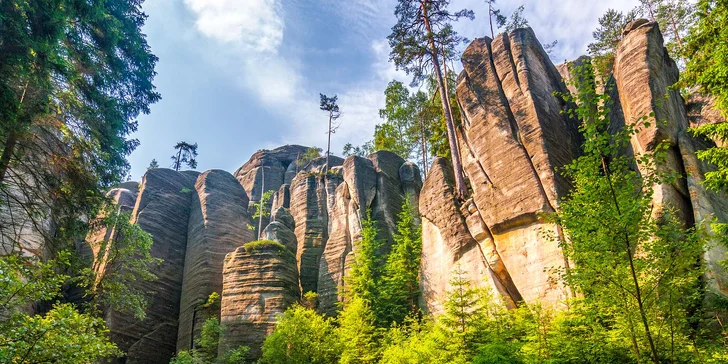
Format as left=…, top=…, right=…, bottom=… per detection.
left=184, top=0, right=284, bottom=53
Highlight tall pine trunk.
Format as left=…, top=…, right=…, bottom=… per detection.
left=326, top=113, right=332, bottom=174
left=421, top=0, right=467, bottom=199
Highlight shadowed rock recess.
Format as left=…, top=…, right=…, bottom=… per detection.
left=87, top=21, right=726, bottom=362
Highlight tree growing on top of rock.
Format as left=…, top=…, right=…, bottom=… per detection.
left=148, top=159, right=159, bottom=169
left=504, top=5, right=529, bottom=33
left=485, top=0, right=507, bottom=38
left=171, top=142, right=198, bottom=171
left=388, top=0, right=473, bottom=199
left=376, top=81, right=418, bottom=160
left=320, top=94, right=341, bottom=174
left=588, top=9, right=638, bottom=76
left=636, top=0, right=695, bottom=66
left=296, top=147, right=323, bottom=167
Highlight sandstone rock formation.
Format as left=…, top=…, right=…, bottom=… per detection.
left=176, top=170, right=254, bottom=352
left=218, top=242, right=300, bottom=359
left=116, top=168, right=199, bottom=363
left=613, top=20, right=728, bottom=297
left=80, top=20, right=728, bottom=363
left=453, top=27, right=580, bottom=306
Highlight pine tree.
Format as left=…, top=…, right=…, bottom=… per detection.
left=485, top=0, right=507, bottom=38
left=588, top=9, right=637, bottom=76
left=380, top=196, right=422, bottom=325
left=504, top=5, right=529, bottom=33
left=320, top=94, right=342, bottom=174
left=148, top=159, right=160, bottom=169
left=388, top=0, right=473, bottom=199
left=171, top=142, right=198, bottom=171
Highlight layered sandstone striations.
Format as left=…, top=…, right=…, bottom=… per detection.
left=177, top=170, right=255, bottom=352
left=118, top=169, right=199, bottom=363
left=218, top=242, right=300, bottom=359
left=452, top=27, right=580, bottom=306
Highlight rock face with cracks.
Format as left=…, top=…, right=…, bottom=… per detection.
left=77, top=21, right=728, bottom=363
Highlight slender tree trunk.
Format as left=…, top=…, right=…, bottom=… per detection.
left=600, top=157, right=660, bottom=364
left=174, top=149, right=182, bottom=171
left=258, top=167, right=265, bottom=240
left=326, top=113, right=332, bottom=174
left=669, top=14, right=683, bottom=49
left=421, top=0, right=468, bottom=199
left=647, top=4, right=656, bottom=21
left=0, top=80, right=30, bottom=184
left=489, top=5, right=495, bottom=38
left=420, top=119, right=428, bottom=177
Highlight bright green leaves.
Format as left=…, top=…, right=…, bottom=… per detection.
left=0, top=303, right=122, bottom=363
left=260, top=305, right=340, bottom=364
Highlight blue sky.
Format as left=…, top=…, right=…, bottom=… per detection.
left=127, top=0, right=640, bottom=180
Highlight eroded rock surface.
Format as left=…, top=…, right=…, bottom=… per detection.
left=116, top=168, right=198, bottom=363
left=452, top=28, right=578, bottom=305
left=219, top=243, right=300, bottom=360
left=177, top=170, right=254, bottom=352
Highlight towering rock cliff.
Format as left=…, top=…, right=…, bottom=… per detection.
left=83, top=21, right=726, bottom=363
left=177, top=170, right=255, bottom=352
left=450, top=27, right=581, bottom=308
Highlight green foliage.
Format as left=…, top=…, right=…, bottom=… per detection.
left=343, top=142, right=374, bottom=157
left=297, top=147, right=323, bottom=167
left=588, top=9, right=638, bottom=76
left=0, top=254, right=122, bottom=363
left=85, top=209, right=160, bottom=320
left=345, top=210, right=384, bottom=310
left=243, top=239, right=291, bottom=256
left=170, top=317, right=249, bottom=364
left=252, top=190, right=275, bottom=221
left=485, top=0, right=508, bottom=38
left=388, top=0, right=473, bottom=85
left=684, top=0, right=728, bottom=119
left=637, top=0, right=695, bottom=64
left=683, top=1, right=728, bottom=225
left=504, top=5, right=529, bottom=33
left=171, top=142, right=199, bottom=171
left=379, top=196, right=422, bottom=325
left=0, top=303, right=122, bottom=363
left=261, top=305, right=341, bottom=364
left=375, top=81, right=419, bottom=160
left=554, top=63, right=710, bottom=363
left=337, top=296, right=381, bottom=364
left=148, top=159, right=160, bottom=169
left=0, top=0, right=160, bottom=188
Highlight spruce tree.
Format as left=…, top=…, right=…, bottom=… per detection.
left=380, top=196, right=422, bottom=325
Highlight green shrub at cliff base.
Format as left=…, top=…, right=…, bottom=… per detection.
left=260, top=305, right=341, bottom=364
left=83, top=208, right=161, bottom=320
left=0, top=254, right=122, bottom=363
left=169, top=317, right=249, bottom=364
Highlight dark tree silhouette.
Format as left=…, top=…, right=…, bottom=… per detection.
left=171, top=142, right=198, bottom=171
left=320, top=94, right=341, bottom=173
